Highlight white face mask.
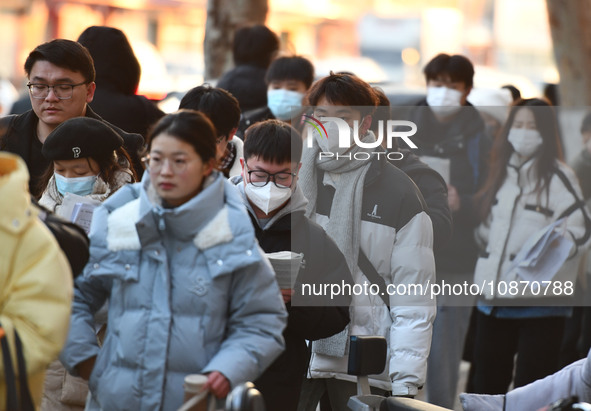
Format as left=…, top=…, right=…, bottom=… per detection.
left=426, top=86, right=463, bottom=117
left=312, top=120, right=356, bottom=155
left=245, top=182, right=292, bottom=215
left=508, top=128, right=543, bottom=158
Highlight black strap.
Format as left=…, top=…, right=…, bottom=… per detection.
left=554, top=167, right=591, bottom=247
left=1, top=325, right=18, bottom=411
left=358, top=250, right=390, bottom=310
left=0, top=324, right=35, bottom=411
left=14, top=330, right=34, bottom=411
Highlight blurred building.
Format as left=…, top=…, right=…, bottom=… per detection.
left=0, top=0, right=554, bottom=99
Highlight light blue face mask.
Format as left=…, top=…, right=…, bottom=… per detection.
left=54, top=173, right=97, bottom=196
left=267, top=89, right=305, bottom=121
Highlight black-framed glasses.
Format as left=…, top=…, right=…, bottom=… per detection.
left=27, top=82, right=87, bottom=100
left=245, top=162, right=297, bottom=188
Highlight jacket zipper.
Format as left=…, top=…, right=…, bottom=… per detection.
left=493, top=168, right=523, bottom=296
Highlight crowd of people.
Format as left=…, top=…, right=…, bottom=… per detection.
left=1, top=23, right=591, bottom=411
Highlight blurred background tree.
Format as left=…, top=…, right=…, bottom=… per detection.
left=204, top=0, right=269, bottom=80
left=546, top=0, right=591, bottom=107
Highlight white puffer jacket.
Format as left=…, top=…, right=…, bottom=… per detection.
left=307, top=160, right=436, bottom=396
left=474, top=155, right=591, bottom=300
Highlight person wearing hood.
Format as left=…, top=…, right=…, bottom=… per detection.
left=59, top=110, right=287, bottom=411
left=77, top=26, right=164, bottom=138
left=0, top=152, right=73, bottom=410
left=230, top=119, right=353, bottom=411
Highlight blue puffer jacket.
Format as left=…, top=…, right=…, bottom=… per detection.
left=60, top=172, right=288, bottom=411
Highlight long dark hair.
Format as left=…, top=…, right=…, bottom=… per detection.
left=36, top=146, right=137, bottom=198
left=474, top=98, right=564, bottom=222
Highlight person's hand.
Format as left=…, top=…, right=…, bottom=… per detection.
left=281, top=289, right=294, bottom=304
left=76, top=356, right=96, bottom=381
left=204, top=371, right=231, bottom=398
left=447, top=184, right=461, bottom=212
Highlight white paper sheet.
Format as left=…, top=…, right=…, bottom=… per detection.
left=505, top=218, right=574, bottom=282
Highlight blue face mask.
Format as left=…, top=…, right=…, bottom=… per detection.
left=267, top=89, right=305, bottom=121
left=54, top=173, right=97, bottom=196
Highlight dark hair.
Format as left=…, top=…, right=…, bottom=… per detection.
left=501, top=84, right=521, bottom=101
left=25, top=39, right=95, bottom=83
left=581, top=112, right=591, bottom=134
left=178, top=85, right=240, bottom=139
left=243, top=119, right=303, bottom=164
left=474, top=98, right=564, bottom=221
left=233, top=25, right=279, bottom=68
left=37, top=146, right=137, bottom=198
left=77, top=26, right=140, bottom=95
left=305, top=72, right=378, bottom=117
left=423, top=53, right=474, bottom=88
left=147, top=110, right=217, bottom=163
left=265, top=56, right=315, bottom=89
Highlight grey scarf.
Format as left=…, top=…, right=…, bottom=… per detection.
left=300, top=131, right=376, bottom=357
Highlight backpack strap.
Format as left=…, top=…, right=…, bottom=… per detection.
left=0, top=323, right=35, bottom=411
left=358, top=249, right=390, bottom=310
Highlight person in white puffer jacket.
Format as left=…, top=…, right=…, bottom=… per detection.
left=470, top=98, right=591, bottom=396
left=297, top=73, right=436, bottom=410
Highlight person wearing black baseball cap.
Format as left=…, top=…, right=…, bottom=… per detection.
left=37, top=116, right=137, bottom=411
left=38, top=117, right=137, bottom=216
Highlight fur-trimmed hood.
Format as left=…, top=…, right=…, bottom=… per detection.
left=101, top=171, right=256, bottom=257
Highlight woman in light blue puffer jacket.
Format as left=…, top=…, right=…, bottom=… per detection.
left=60, top=110, right=288, bottom=411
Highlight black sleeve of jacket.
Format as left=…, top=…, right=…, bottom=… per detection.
left=411, top=170, right=452, bottom=251
left=457, top=131, right=492, bottom=227
left=34, top=200, right=90, bottom=277
left=0, top=115, right=14, bottom=150
left=288, top=227, right=353, bottom=341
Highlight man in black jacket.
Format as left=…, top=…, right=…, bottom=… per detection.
left=0, top=39, right=144, bottom=195
left=406, top=53, right=490, bottom=408
left=372, top=87, right=452, bottom=252
left=230, top=119, right=352, bottom=411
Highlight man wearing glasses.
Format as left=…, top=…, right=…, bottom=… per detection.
left=0, top=39, right=144, bottom=194
left=230, top=119, right=353, bottom=411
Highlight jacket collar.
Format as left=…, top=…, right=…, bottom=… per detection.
left=414, top=99, right=485, bottom=143
left=507, top=153, right=538, bottom=186
left=106, top=172, right=235, bottom=251
left=138, top=171, right=226, bottom=242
